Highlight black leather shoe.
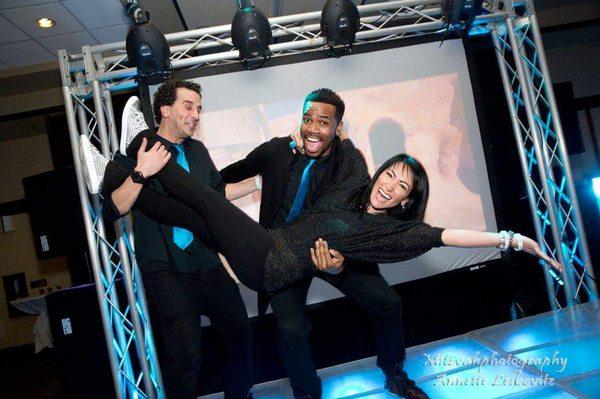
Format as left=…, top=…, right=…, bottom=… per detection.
left=385, top=375, right=429, bottom=399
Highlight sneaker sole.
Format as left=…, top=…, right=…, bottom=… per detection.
left=120, top=96, right=142, bottom=156
left=79, top=135, right=101, bottom=194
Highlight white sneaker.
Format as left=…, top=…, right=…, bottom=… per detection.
left=120, top=96, right=149, bottom=156
left=79, top=135, right=108, bottom=195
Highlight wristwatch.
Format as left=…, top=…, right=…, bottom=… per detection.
left=130, top=169, right=147, bottom=185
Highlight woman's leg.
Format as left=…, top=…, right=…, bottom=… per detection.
left=156, top=160, right=273, bottom=292
left=127, top=134, right=273, bottom=291
left=103, top=157, right=215, bottom=245
left=136, top=188, right=218, bottom=250
left=105, top=158, right=272, bottom=291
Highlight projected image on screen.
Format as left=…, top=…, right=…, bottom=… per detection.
left=200, top=75, right=486, bottom=231
left=153, top=40, right=499, bottom=312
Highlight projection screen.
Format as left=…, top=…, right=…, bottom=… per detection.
left=151, top=39, right=499, bottom=317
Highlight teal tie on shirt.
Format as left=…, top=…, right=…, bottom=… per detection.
left=172, top=144, right=194, bottom=250
left=286, top=158, right=316, bottom=224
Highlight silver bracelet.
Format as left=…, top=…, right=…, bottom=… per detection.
left=497, top=230, right=514, bottom=251
left=497, top=230, right=509, bottom=250
left=255, top=175, right=262, bottom=190
left=513, top=233, right=524, bottom=251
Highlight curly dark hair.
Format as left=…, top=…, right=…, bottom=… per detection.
left=152, top=79, right=202, bottom=124
left=303, top=88, right=345, bottom=122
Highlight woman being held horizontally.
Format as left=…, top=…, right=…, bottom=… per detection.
left=102, top=134, right=562, bottom=294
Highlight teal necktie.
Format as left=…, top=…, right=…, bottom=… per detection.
left=286, top=158, right=316, bottom=224
left=172, top=144, right=194, bottom=250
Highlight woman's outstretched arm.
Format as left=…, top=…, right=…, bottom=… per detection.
left=441, top=229, right=563, bottom=272
left=313, top=227, right=563, bottom=274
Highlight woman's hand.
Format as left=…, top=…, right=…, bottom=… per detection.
left=135, top=137, right=171, bottom=178
left=289, top=126, right=305, bottom=155
left=338, top=129, right=349, bottom=141
left=310, top=238, right=345, bottom=275
left=518, top=235, right=564, bottom=273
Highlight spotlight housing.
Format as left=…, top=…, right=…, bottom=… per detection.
left=442, top=0, right=485, bottom=36
left=320, top=0, right=360, bottom=54
left=125, top=22, right=172, bottom=85
left=231, top=1, right=272, bottom=66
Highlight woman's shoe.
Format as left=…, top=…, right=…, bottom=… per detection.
left=79, top=134, right=108, bottom=195
left=120, top=96, right=149, bottom=156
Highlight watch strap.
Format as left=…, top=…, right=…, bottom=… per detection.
left=130, top=169, right=147, bottom=185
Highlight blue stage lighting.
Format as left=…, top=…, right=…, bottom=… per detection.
left=592, top=176, right=600, bottom=198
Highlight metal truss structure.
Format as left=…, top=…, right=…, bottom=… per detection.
left=58, top=0, right=597, bottom=397
left=491, top=5, right=598, bottom=310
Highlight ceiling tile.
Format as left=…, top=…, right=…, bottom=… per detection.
left=0, top=14, right=30, bottom=44
left=62, top=0, right=129, bottom=30
left=89, top=24, right=130, bottom=45
left=144, top=0, right=184, bottom=34
left=282, top=0, right=328, bottom=15
left=38, top=30, right=98, bottom=55
left=0, top=0, right=57, bottom=10
left=1, top=3, right=84, bottom=38
left=0, top=40, right=55, bottom=67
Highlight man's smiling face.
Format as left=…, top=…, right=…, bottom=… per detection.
left=300, top=100, right=341, bottom=158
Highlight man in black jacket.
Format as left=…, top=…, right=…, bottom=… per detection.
left=220, top=88, right=428, bottom=399
left=103, top=80, right=255, bottom=399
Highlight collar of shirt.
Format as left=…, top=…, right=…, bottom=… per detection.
left=297, top=153, right=330, bottom=169
left=295, top=138, right=336, bottom=168
left=154, top=134, right=192, bottom=153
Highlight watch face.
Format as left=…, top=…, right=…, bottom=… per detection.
left=131, top=170, right=146, bottom=184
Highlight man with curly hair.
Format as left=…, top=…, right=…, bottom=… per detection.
left=104, top=79, right=256, bottom=398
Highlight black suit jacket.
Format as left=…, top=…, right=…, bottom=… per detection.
left=220, top=136, right=345, bottom=229
left=221, top=136, right=380, bottom=308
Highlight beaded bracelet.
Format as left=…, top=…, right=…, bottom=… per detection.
left=513, top=233, right=524, bottom=251
left=497, top=230, right=515, bottom=251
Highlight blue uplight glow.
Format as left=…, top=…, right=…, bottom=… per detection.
left=322, top=368, right=384, bottom=398
left=593, top=176, right=600, bottom=198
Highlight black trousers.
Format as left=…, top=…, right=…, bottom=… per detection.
left=270, top=266, right=407, bottom=398
left=143, top=264, right=253, bottom=399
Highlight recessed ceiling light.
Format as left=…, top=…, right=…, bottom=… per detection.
left=37, top=18, right=55, bottom=28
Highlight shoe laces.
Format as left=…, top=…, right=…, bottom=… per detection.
left=125, top=107, right=149, bottom=143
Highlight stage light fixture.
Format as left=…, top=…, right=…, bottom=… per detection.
left=126, top=23, right=172, bottom=85
left=231, top=0, right=272, bottom=68
left=442, top=0, right=484, bottom=36
left=320, top=0, right=360, bottom=55
left=124, top=1, right=172, bottom=86
left=124, top=0, right=171, bottom=130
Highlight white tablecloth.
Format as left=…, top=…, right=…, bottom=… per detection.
left=10, top=295, right=53, bottom=353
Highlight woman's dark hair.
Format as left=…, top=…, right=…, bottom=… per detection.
left=348, top=154, right=429, bottom=221
left=153, top=79, right=202, bottom=124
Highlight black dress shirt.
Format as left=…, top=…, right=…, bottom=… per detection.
left=273, top=154, right=331, bottom=228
